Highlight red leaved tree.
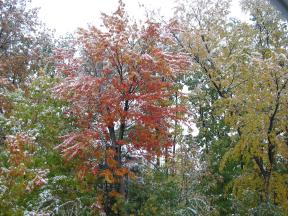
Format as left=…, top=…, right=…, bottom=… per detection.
left=54, top=0, right=188, bottom=211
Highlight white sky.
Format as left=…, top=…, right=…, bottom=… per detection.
left=31, top=0, right=246, bottom=36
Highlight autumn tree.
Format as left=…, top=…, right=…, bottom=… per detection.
left=219, top=0, right=288, bottom=213
left=54, top=1, right=188, bottom=214
left=174, top=0, right=288, bottom=214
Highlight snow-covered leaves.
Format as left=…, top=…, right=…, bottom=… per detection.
left=54, top=1, right=189, bottom=189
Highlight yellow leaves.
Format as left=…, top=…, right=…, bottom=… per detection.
left=261, top=48, right=272, bottom=59
left=220, top=137, right=246, bottom=171
left=219, top=149, right=231, bottom=172
left=232, top=173, right=263, bottom=199
left=233, top=172, right=288, bottom=211
left=270, top=173, right=288, bottom=211
left=276, top=139, right=288, bottom=159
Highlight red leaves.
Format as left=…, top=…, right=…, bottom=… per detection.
left=142, top=22, right=161, bottom=42
left=92, top=167, right=99, bottom=176
left=56, top=129, right=100, bottom=161
left=116, top=140, right=126, bottom=145
left=54, top=1, right=188, bottom=184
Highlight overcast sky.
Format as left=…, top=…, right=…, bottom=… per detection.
left=31, top=0, right=245, bottom=36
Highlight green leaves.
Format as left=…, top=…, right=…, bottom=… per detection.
left=0, top=74, right=78, bottom=214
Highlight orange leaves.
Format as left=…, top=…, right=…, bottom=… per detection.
left=109, top=190, right=122, bottom=198
left=92, top=148, right=129, bottom=183
left=107, top=157, right=118, bottom=169
left=105, top=149, right=118, bottom=169
left=115, top=167, right=129, bottom=177
left=100, top=169, right=114, bottom=183
left=100, top=167, right=130, bottom=183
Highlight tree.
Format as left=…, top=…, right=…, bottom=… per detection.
left=174, top=0, right=288, bottom=214
left=0, top=74, right=79, bottom=215
left=173, top=0, right=243, bottom=214
left=218, top=0, right=288, bottom=213
left=0, top=0, right=39, bottom=85
left=0, top=0, right=55, bottom=145
left=54, top=1, right=188, bottom=214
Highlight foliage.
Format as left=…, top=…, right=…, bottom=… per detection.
left=0, top=74, right=81, bottom=215
left=174, top=0, right=288, bottom=214
left=0, top=0, right=288, bottom=215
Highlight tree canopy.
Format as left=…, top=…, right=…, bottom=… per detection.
left=0, top=0, right=287, bottom=215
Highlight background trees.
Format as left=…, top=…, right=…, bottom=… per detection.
left=173, top=0, right=288, bottom=214
left=219, top=0, right=288, bottom=212
left=0, top=0, right=56, bottom=85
